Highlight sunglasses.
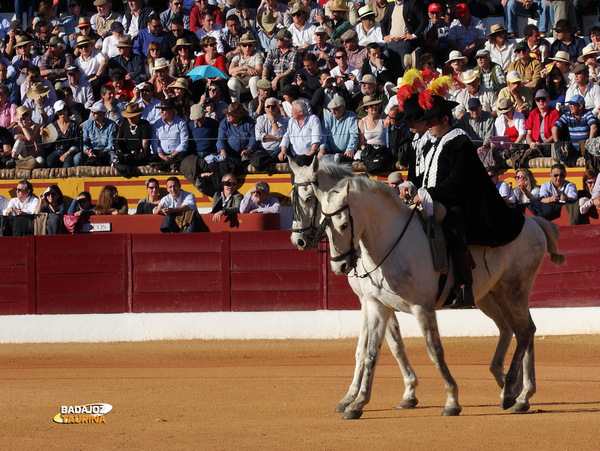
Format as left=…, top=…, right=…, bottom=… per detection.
left=147, top=185, right=159, bottom=190
left=208, top=87, right=218, bottom=92
left=586, top=181, right=595, bottom=185
left=222, top=181, right=235, bottom=187
left=388, top=115, right=398, bottom=120
left=141, top=89, right=152, bottom=93
left=535, top=97, right=547, bottom=102
left=335, top=55, right=346, bottom=59
left=515, top=175, right=524, bottom=179
left=241, top=44, right=253, bottom=47
left=206, top=42, right=217, bottom=47
left=265, top=104, right=278, bottom=109
left=46, top=192, right=57, bottom=196
left=552, top=173, right=566, bottom=178
left=16, top=188, right=27, bottom=192
left=149, top=48, right=160, bottom=51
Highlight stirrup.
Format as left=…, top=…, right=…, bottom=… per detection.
left=449, top=286, right=476, bottom=309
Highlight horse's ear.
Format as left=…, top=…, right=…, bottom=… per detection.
left=310, top=156, right=319, bottom=172
left=340, top=180, right=350, bottom=204
left=287, top=156, right=299, bottom=174
left=313, top=183, right=326, bottom=205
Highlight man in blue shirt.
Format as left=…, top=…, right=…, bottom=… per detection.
left=151, top=98, right=189, bottom=170
left=216, top=102, right=256, bottom=160
left=279, top=99, right=321, bottom=165
left=133, top=14, right=165, bottom=57
left=76, top=100, right=117, bottom=166
left=319, top=95, right=359, bottom=163
left=188, top=104, right=219, bottom=161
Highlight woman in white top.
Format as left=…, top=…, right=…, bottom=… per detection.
left=494, top=98, right=526, bottom=145
left=509, top=168, right=540, bottom=205
left=484, top=24, right=517, bottom=72
left=358, top=96, right=386, bottom=158
left=227, top=34, right=264, bottom=103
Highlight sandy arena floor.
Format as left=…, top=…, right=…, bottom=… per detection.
left=0, top=335, right=599, bottom=450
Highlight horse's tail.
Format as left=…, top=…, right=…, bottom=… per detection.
left=531, top=216, right=566, bottom=265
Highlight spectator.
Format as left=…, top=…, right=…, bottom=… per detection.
left=305, top=25, right=336, bottom=71
left=525, top=89, right=560, bottom=157
left=311, top=70, right=348, bottom=119
left=70, top=16, right=103, bottom=54
left=541, top=64, right=568, bottom=110
left=161, top=0, right=191, bottom=31
left=484, top=24, right=516, bottom=72
left=380, top=0, right=428, bottom=77
left=552, top=94, right=598, bottom=157
left=579, top=47, right=600, bottom=83
left=538, top=163, right=577, bottom=204
left=10, top=106, right=43, bottom=167
left=151, top=98, right=190, bottom=169
left=280, top=99, right=321, bottom=164
left=457, top=97, right=495, bottom=159
left=46, top=100, right=80, bottom=168
left=497, top=71, right=533, bottom=116
left=194, top=11, right=223, bottom=45
left=217, top=102, right=256, bottom=161
left=444, top=50, right=467, bottom=80
left=257, top=0, right=288, bottom=30
left=149, top=57, right=175, bottom=102
left=145, top=42, right=164, bottom=82
left=0, top=192, right=8, bottom=214
left=367, top=0, right=388, bottom=22
left=495, top=97, right=526, bottom=146
left=78, top=101, right=117, bottom=166
left=320, top=95, right=359, bottom=163
left=122, top=0, right=155, bottom=39
left=199, top=81, right=229, bottom=122
left=317, top=0, right=352, bottom=44
left=446, top=3, right=486, bottom=65
left=293, top=52, right=321, bottom=100
left=473, top=49, right=506, bottom=91
left=360, top=43, right=392, bottom=88
left=508, top=41, right=543, bottom=90
left=585, top=26, right=600, bottom=53
left=0, top=124, right=14, bottom=169
left=74, top=35, right=108, bottom=98
left=287, top=3, right=315, bottom=52
left=40, top=36, right=73, bottom=84
left=34, top=184, right=67, bottom=234
left=422, top=3, right=449, bottom=67
left=101, top=21, right=124, bottom=59
left=225, top=0, right=257, bottom=32
left=355, top=5, right=384, bottom=46
left=4, top=20, right=25, bottom=61
left=505, top=0, right=536, bottom=38
left=577, top=168, right=598, bottom=217
left=0, top=84, right=17, bottom=130
left=219, top=14, right=248, bottom=61
left=279, top=84, right=310, bottom=118
left=455, top=69, right=497, bottom=119
left=523, top=24, right=549, bottom=65
left=227, top=33, right=264, bottom=103
left=99, top=83, right=125, bottom=124
left=114, top=102, right=152, bottom=169
left=133, top=81, right=161, bottom=125
left=187, top=103, right=219, bottom=160
left=0, top=62, right=19, bottom=105
left=134, top=14, right=165, bottom=58
left=153, top=176, right=200, bottom=233
left=509, top=168, right=540, bottom=206
left=255, top=97, right=288, bottom=159
left=166, top=77, right=193, bottom=121
left=20, top=66, right=57, bottom=108
left=110, top=36, right=146, bottom=86
left=324, top=0, right=360, bottom=26
left=12, top=36, right=42, bottom=85
left=262, top=29, right=301, bottom=92
left=94, top=184, right=128, bottom=215
left=195, top=36, right=227, bottom=74
left=248, top=79, right=273, bottom=119
left=61, top=65, right=94, bottom=109
left=4, top=180, right=40, bottom=233
left=169, top=39, right=195, bottom=79
left=340, top=30, right=368, bottom=73
left=549, top=19, right=586, bottom=63
left=487, top=166, right=510, bottom=202
left=387, top=171, right=403, bottom=196
left=211, top=173, right=243, bottom=222
left=191, top=0, right=224, bottom=33
left=107, top=68, right=135, bottom=103
left=58, top=86, right=87, bottom=125
left=330, top=47, right=361, bottom=94
left=136, top=178, right=162, bottom=214
left=566, top=64, right=600, bottom=118
left=240, top=181, right=281, bottom=213
left=162, top=17, right=200, bottom=61
left=91, top=0, right=122, bottom=39
left=68, top=191, right=95, bottom=216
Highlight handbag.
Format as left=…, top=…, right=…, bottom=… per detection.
left=63, top=213, right=83, bottom=234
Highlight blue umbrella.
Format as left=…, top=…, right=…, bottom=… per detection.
left=187, top=65, right=229, bottom=81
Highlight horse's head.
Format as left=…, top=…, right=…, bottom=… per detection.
left=289, top=157, right=321, bottom=250
left=315, top=180, right=361, bottom=275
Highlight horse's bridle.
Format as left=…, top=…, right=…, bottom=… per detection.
left=319, top=202, right=417, bottom=279
left=290, top=180, right=324, bottom=249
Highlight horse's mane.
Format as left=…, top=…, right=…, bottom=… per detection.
left=317, top=162, right=355, bottom=181
left=330, top=176, right=409, bottom=211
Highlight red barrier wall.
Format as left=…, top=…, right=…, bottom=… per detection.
left=0, top=226, right=598, bottom=315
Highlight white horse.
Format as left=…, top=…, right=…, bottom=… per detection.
left=314, top=176, right=565, bottom=419
left=289, top=158, right=420, bottom=416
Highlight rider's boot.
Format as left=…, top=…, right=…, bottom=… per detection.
left=445, top=250, right=476, bottom=309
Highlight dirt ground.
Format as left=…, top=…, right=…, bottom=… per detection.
left=0, top=335, right=599, bottom=450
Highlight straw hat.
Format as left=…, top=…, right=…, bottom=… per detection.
left=487, top=23, right=507, bottom=36
left=239, top=33, right=258, bottom=45
left=26, top=82, right=51, bottom=99
left=121, top=102, right=144, bottom=118
left=116, top=37, right=134, bottom=48
left=168, top=77, right=192, bottom=94
left=76, top=35, right=93, bottom=48
left=358, top=6, right=375, bottom=19
left=459, top=69, right=478, bottom=84
left=578, top=46, right=600, bottom=63
left=273, top=29, right=293, bottom=41
left=329, top=0, right=348, bottom=12
left=549, top=51, right=571, bottom=63
left=15, top=35, right=32, bottom=48
left=360, top=95, right=382, bottom=109
left=41, top=124, right=58, bottom=144
left=153, top=57, right=170, bottom=72
left=171, top=38, right=191, bottom=54
left=16, top=105, right=33, bottom=118
left=445, top=50, right=468, bottom=65
left=222, top=102, right=248, bottom=117
left=77, top=16, right=91, bottom=28
left=290, top=3, right=310, bottom=16
left=497, top=97, right=514, bottom=114
left=257, top=10, right=278, bottom=33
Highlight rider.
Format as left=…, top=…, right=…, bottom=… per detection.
left=411, top=95, right=525, bottom=308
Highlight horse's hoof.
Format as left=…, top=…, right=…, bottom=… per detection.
left=441, top=405, right=462, bottom=416
left=342, top=409, right=363, bottom=420
left=510, top=401, right=530, bottom=413
left=334, top=403, right=348, bottom=413
left=500, top=395, right=517, bottom=410
left=396, top=396, right=418, bottom=409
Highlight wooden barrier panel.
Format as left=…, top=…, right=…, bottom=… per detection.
left=35, top=234, right=130, bottom=314
left=0, top=237, right=34, bottom=315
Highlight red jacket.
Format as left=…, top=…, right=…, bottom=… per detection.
left=190, top=5, right=225, bottom=32
left=525, top=107, right=560, bottom=142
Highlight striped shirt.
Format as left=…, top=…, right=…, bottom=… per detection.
left=554, top=111, right=597, bottom=142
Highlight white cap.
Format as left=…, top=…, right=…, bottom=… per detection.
left=90, top=100, right=107, bottom=113
left=53, top=100, right=66, bottom=112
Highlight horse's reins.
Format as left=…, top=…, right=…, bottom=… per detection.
left=320, top=203, right=418, bottom=279
left=290, top=180, right=319, bottom=235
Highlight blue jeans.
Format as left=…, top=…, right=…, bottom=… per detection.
left=506, top=0, right=536, bottom=34
left=15, top=0, right=38, bottom=25
left=46, top=150, right=76, bottom=168
left=538, top=1, right=555, bottom=33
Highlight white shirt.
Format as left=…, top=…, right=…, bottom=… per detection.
left=102, top=35, right=122, bottom=59
left=76, top=51, right=107, bottom=78
left=494, top=111, right=526, bottom=137
left=565, top=82, right=600, bottom=117
left=195, top=25, right=223, bottom=52
left=154, top=189, right=197, bottom=213
left=330, top=65, right=362, bottom=94
left=355, top=23, right=384, bottom=46
left=495, top=180, right=510, bottom=198
left=5, top=195, right=40, bottom=216
left=0, top=195, right=8, bottom=215
left=287, top=22, right=315, bottom=48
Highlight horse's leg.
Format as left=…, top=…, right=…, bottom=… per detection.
left=342, top=300, right=391, bottom=420
left=335, top=301, right=369, bottom=413
left=412, top=305, right=461, bottom=416
left=511, top=319, right=536, bottom=413
left=500, top=310, right=536, bottom=411
left=385, top=313, right=419, bottom=409
left=476, top=294, right=513, bottom=389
